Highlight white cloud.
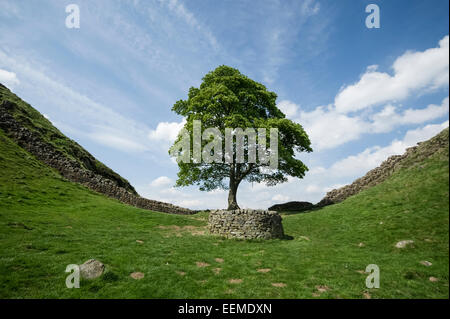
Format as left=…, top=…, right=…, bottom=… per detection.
left=0, top=69, right=20, bottom=89
left=305, top=184, right=321, bottom=193
left=277, top=100, right=299, bottom=118
left=330, top=120, right=449, bottom=178
left=178, top=199, right=203, bottom=207
left=160, top=187, right=180, bottom=195
left=335, top=35, right=449, bottom=113
left=371, top=97, right=449, bottom=133
left=289, top=37, right=449, bottom=151
left=296, top=104, right=367, bottom=150
left=148, top=119, right=186, bottom=142
left=402, top=120, right=449, bottom=146
left=323, top=184, right=345, bottom=193
left=150, top=176, right=173, bottom=187
left=295, top=96, right=449, bottom=151
left=272, top=194, right=290, bottom=202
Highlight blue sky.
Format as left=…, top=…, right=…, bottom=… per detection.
left=0, top=0, right=448, bottom=209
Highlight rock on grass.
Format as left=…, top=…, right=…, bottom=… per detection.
left=79, top=259, right=105, bottom=279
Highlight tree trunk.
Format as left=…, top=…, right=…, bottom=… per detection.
left=227, top=164, right=240, bottom=210
left=227, top=184, right=240, bottom=210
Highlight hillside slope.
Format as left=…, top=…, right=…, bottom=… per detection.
left=318, top=128, right=449, bottom=206
left=0, top=84, right=192, bottom=214
left=0, top=127, right=448, bottom=298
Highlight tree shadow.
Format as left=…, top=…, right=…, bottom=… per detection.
left=278, top=206, right=325, bottom=217
left=281, top=234, right=294, bottom=240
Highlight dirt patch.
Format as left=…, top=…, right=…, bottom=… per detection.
left=191, top=230, right=206, bottom=236
left=196, top=262, right=210, bottom=268
left=363, top=292, right=371, bottom=299
left=229, top=279, right=243, bottom=284
left=257, top=268, right=271, bottom=273
left=215, top=258, right=224, bottom=263
left=356, top=270, right=367, bottom=274
left=136, top=240, right=144, bottom=244
left=176, top=271, right=186, bottom=276
left=271, top=283, right=287, bottom=288
left=156, top=225, right=206, bottom=237
left=315, top=285, right=331, bottom=293
left=429, top=276, right=439, bottom=282
left=213, top=268, right=222, bottom=275
left=130, top=272, right=144, bottom=280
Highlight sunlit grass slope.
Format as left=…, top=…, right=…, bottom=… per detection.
left=0, top=129, right=448, bottom=298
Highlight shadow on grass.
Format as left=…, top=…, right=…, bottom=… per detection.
left=278, top=206, right=326, bottom=216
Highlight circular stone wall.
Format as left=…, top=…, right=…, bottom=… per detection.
left=208, top=209, right=285, bottom=239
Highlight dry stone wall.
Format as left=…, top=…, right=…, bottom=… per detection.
left=0, top=99, right=194, bottom=215
left=317, top=127, right=449, bottom=206
left=208, top=209, right=285, bottom=239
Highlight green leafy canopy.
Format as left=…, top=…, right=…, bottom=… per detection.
left=169, top=65, right=312, bottom=198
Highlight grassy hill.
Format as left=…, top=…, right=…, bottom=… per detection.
left=0, top=126, right=448, bottom=298
left=0, top=84, right=136, bottom=194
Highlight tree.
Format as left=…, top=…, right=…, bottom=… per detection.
left=169, top=65, right=312, bottom=210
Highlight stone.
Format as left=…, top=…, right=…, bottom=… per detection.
left=79, top=259, right=105, bottom=279
left=429, top=276, right=439, bottom=282
left=395, top=240, right=414, bottom=248
left=208, top=209, right=285, bottom=240
left=420, top=261, right=432, bottom=266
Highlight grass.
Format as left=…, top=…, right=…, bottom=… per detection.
left=0, top=128, right=448, bottom=298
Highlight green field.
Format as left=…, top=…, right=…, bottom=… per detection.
left=0, top=128, right=448, bottom=298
